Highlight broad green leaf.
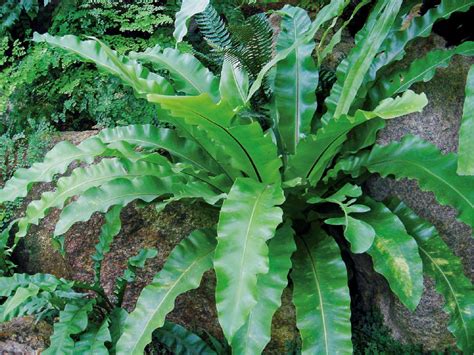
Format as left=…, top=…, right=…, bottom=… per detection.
left=232, top=223, right=296, bottom=354
left=343, top=83, right=429, bottom=156
left=317, top=0, right=370, bottom=65
left=116, top=229, right=217, bottom=354
left=275, top=5, right=318, bottom=154
left=0, top=273, right=65, bottom=297
left=154, top=322, right=216, bottom=355
left=147, top=93, right=247, bottom=179
left=92, top=205, right=123, bottom=284
left=229, top=122, right=282, bottom=184
left=219, top=59, right=249, bottom=110
left=16, top=158, right=173, bottom=239
left=309, top=184, right=375, bottom=253
left=44, top=299, right=95, bottom=355
left=458, top=65, right=474, bottom=175
left=54, top=175, right=219, bottom=236
left=214, top=178, right=284, bottom=342
left=247, top=0, right=349, bottom=101
left=387, top=199, right=474, bottom=353
left=291, top=227, right=352, bottom=354
left=321, top=0, right=402, bottom=124
left=33, top=33, right=173, bottom=96
left=358, top=197, right=423, bottom=311
left=370, top=41, right=474, bottom=105
left=286, top=91, right=427, bottom=185
left=0, top=284, right=39, bottom=321
left=98, top=124, right=222, bottom=174
left=74, top=318, right=111, bottom=355
left=0, top=136, right=108, bottom=203
left=148, top=94, right=281, bottom=183
left=109, top=308, right=128, bottom=353
left=325, top=216, right=375, bottom=254
left=325, top=135, right=474, bottom=229
left=130, top=45, right=219, bottom=100
left=173, top=0, right=209, bottom=43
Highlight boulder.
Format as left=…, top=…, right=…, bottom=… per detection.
left=0, top=316, right=52, bottom=353
left=12, top=133, right=298, bottom=352
left=356, top=34, right=474, bottom=350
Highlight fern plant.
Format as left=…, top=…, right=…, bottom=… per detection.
left=1, top=0, right=474, bottom=353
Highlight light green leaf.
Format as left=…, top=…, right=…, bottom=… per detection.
left=130, top=45, right=219, bottom=100
left=322, top=0, right=403, bottom=124
left=372, top=90, right=428, bottom=119
left=286, top=90, right=427, bottom=185
left=275, top=5, right=318, bottom=154
left=458, top=64, right=474, bottom=175
left=358, top=197, right=423, bottom=311
left=116, top=229, right=217, bottom=354
left=214, top=178, right=284, bottom=343
left=370, top=41, right=474, bottom=105
left=309, top=184, right=375, bottom=253
left=98, top=124, right=222, bottom=174
left=291, top=227, right=352, bottom=354
left=154, top=322, right=216, bottom=355
left=326, top=135, right=474, bottom=229
left=387, top=199, right=474, bottom=353
left=0, top=273, right=65, bottom=297
left=54, top=175, right=203, bottom=236
left=74, top=318, right=111, bottom=355
left=325, top=216, right=375, bottom=254
left=16, top=158, right=173, bottom=239
left=0, top=136, right=108, bottom=203
left=44, top=299, right=95, bottom=355
left=219, top=59, right=249, bottom=110
left=173, top=0, right=209, bottom=43
left=1, top=284, right=39, bottom=321
left=147, top=93, right=248, bottom=180
left=148, top=94, right=281, bottom=183
left=317, top=0, right=370, bottom=65
left=232, top=223, right=296, bottom=354
left=247, top=0, right=348, bottom=101
left=33, top=33, right=173, bottom=96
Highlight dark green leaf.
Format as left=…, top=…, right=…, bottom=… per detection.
left=291, top=227, right=352, bottom=353
left=387, top=199, right=474, bottom=353
left=358, top=197, right=423, bottom=311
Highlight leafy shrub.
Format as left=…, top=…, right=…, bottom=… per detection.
left=1, top=0, right=474, bottom=353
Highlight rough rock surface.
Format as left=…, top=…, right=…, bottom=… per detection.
left=356, top=34, right=474, bottom=350
left=0, top=316, right=52, bottom=353
left=12, top=133, right=298, bottom=352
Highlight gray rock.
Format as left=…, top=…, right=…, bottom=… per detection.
left=358, top=34, right=474, bottom=350
left=0, top=316, right=52, bottom=353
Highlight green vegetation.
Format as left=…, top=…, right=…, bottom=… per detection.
left=1, top=0, right=474, bottom=354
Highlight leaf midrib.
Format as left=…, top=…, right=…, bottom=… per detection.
left=418, top=246, right=470, bottom=344
left=301, top=237, right=329, bottom=354
left=232, top=187, right=267, bottom=335
left=369, top=158, right=473, bottom=209
left=128, top=248, right=213, bottom=354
